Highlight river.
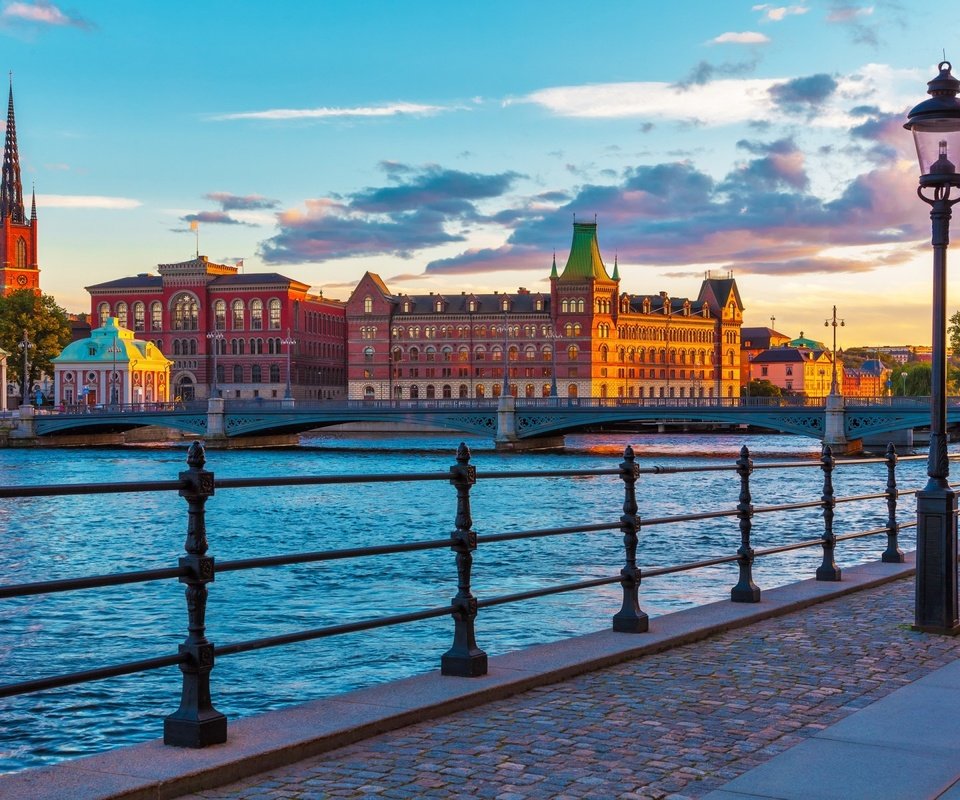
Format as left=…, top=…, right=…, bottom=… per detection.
left=0, top=430, right=935, bottom=773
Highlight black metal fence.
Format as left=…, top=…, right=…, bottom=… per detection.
left=0, top=441, right=921, bottom=749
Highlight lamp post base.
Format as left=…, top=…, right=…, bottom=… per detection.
left=914, top=484, right=960, bottom=634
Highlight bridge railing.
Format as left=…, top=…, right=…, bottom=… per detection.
left=0, top=441, right=930, bottom=751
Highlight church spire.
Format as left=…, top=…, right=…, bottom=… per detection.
left=30, top=184, right=35, bottom=220
left=1, top=78, right=25, bottom=224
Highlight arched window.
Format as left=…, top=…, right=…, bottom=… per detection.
left=476, top=384, right=485, bottom=398
left=15, top=236, right=26, bottom=268
left=133, top=302, right=145, bottom=331
left=268, top=298, right=281, bottom=330
left=364, top=347, right=374, bottom=362
left=363, top=296, right=373, bottom=314
left=151, top=302, right=162, bottom=332
left=410, top=384, right=419, bottom=399
left=270, top=364, right=280, bottom=382
left=213, top=300, right=226, bottom=330
left=233, top=365, right=243, bottom=383
left=173, top=340, right=182, bottom=356
left=568, top=345, right=579, bottom=360
left=577, top=299, right=585, bottom=313
left=232, top=299, right=244, bottom=329
left=172, top=293, right=199, bottom=331
left=250, top=299, right=263, bottom=330
left=251, top=364, right=262, bottom=382
left=459, top=384, right=469, bottom=398
left=442, top=384, right=452, bottom=398
left=426, top=384, right=436, bottom=399
left=98, top=302, right=109, bottom=326
left=116, top=302, right=128, bottom=328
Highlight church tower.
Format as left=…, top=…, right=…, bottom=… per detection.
left=0, top=79, right=38, bottom=296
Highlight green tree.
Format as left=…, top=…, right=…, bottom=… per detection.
left=744, top=379, right=782, bottom=397
left=0, top=289, right=72, bottom=402
left=950, top=310, right=960, bottom=359
left=895, top=362, right=931, bottom=396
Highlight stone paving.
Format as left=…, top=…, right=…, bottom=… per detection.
left=182, top=577, right=960, bottom=800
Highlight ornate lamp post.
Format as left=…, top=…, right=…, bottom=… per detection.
left=206, top=329, right=224, bottom=398
left=281, top=328, right=297, bottom=400
left=18, top=328, right=32, bottom=406
left=824, top=306, right=845, bottom=395
left=549, top=326, right=560, bottom=399
left=901, top=370, right=908, bottom=396
left=904, top=61, right=960, bottom=633
left=500, top=314, right=510, bottom=397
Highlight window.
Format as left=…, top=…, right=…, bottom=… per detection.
left=232, top=299, right=244, bottom=329
left=270, top=364, right=280, bottom=383
left=468, top=299, right=476, bottom=312
left=364, top=347, right=374, bottom=362
left=213, top=300, right=226, bottom=330
left=568, top=345, right=579, bottom=360
left=151, top=302, right=162, bottom=332
left=268, top=298, right=281, bottom=330
left=116, top=302, right=128, bottom=329
left=233, top=365, right=243, bottom=383
left=251, top=364, right=262, bottom=383
left=435, top=299, right=443, bottom=313
left=15, top=236, right=26, bottom=268
left=250, top=299, right=263, bottom=330
left=98, top=302, right=109, bottom=326
left=172, top=293, right=199, bottom=331
left=364, top=296, right=373, bottom=314
left=133, top=302, right=145, bottom=332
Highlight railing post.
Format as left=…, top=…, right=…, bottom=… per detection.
left=882, top=442, right=905, bottom=563
left=613, top=445, right=648, bottom=632
left=731, top=445, right=760, bottom=602
left=816, top=444, right=842, bottom=581
left=164, top=441, right=227, bottom=747
left=441, top=442, right=488, bottom=677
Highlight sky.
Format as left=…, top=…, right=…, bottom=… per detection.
left=2, top=0, right=957, bottom=346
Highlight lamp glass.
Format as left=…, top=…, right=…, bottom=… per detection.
left=910, top=122, right=960, bottom=177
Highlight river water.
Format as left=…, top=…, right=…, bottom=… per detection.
left=0, top=431, right=936, bottom=773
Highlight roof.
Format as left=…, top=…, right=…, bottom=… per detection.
left=559, top=222, right=612, bottom=282
left=395, top=290, right=549, bottom=315
left=53, top=317, right=171, bottom=367
left=742, top=327, right=790, bottom=349
left=696, top=277, right=744, bottom=315
left=788, top=332, right=828, bottom=349
left=752, top=347, right=828, bottom=364
left=86, top=275, right=163, bottom=291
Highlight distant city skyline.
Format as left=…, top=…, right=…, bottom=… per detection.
left=3, top=1, right=956, bottom=345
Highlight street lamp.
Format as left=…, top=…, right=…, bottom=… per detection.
left=824, top=306, right=845, bottom=395
left=904, top=60, right=960, bottom=632
left=281, top=328, right=297, bottom=400
left=206, top=329, right=224, bottom=398
left=500, top=314, right=510, bottom=397
left=18, top=328, right=32, bottom=406
left=901, top=370, right=908, bottom=396
left=549, top=326, right=561, bottom=399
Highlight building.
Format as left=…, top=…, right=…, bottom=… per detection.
left=0, top=345, right=7, bottom=411
left=741, top=326, right=791, bottom=391
left=749, top=346, right=839, bottom=397
left=842, top=358, right=887, bottom=398
left=0, top=81, right=39, bottom=297
left=52, top=317, right=171, bottom=406
left=86, top=256, right=346, bottom=401
left=345, top=221, right=744, bottom=401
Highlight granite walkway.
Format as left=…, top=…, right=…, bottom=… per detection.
left=175, top=569, right=960, bottom=800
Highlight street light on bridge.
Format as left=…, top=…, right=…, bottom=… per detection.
left=824, top=306, right=844, bottom=396
left=281, top=328, right=297, bottom=401
left=904, top=60, right=960, bottom=632
left=206, top=329, right=224, bottom=398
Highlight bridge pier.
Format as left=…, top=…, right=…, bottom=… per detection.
left=823, top=394, right=862, bottom=454
left=8, top=406, right=36, bottom=441
left=206, top=397, right=227, bottom=441
left=494, top=395, right=564, bottom=452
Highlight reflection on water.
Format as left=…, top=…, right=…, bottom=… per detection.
left=0, top=431, right=934, bottom=773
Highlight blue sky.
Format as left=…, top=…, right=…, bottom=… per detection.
left=3, top=0, right=955, bottom=345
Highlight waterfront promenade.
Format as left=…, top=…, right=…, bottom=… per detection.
left=10, top=554, right=960, bottom=799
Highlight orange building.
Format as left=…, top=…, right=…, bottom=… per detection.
left=345, top=221, right=744, bottom=401
left=0, top=82, right=39, bottom=296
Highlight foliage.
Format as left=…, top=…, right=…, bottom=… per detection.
left=894, top=362, right=931, bottom=396
left=950, top=310, right=960, bottom=360
left=744, top=379, right=782, bottom=397
left=0, top=290, right=72, bottom=400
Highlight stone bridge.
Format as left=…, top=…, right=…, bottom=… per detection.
left=5, top=395, right=951, bottom=451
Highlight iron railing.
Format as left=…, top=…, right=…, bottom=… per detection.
left=0, top=441, right=928, bottom=749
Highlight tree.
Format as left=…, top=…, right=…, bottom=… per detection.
left=950, top=310, right=960, bottom=360
left=0, top=289, right=72, bottom=402
left=744, top=379, right=782, bottom=397
left=895, top=362, right=931, bottom=396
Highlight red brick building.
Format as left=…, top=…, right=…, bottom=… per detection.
left=0, top=83, right=39, bottom=296
left=86, top=256, right=345, bottom=401
left=345, top=222, right=744, bottom=401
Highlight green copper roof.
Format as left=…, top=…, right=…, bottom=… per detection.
left=53, top=317, right=171, bottom=365
left=550, top=252, right=558, bottom=279
left=559, top=222, right=611, bottom=282
left=787, top=331, right=827, bottom=350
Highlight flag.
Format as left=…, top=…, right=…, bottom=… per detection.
left=236, top=258, right=244, bottom=268
left=189, top=220, right=199, bottom=232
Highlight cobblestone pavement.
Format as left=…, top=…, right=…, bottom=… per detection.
left=183, top=578, right=960, bottom=800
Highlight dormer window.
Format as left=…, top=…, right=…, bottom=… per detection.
left=501, top=298, right=509, bottom=312
left=468, top=299, right=476, bottom=312
left=403, top=300, right=410, bottom=313
left=364, top=296, right=373, bottom=314
left=435, top=299, right=443, bottom=313
left=535, top=298, right=543, bottom=311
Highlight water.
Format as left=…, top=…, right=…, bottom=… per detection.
left=0, top=431, right=932, bottom=773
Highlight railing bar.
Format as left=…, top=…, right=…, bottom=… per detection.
left=217, top=538, right=454, bottom=572
left=754, top=537, right=828, bottom=557
left=0, top=566, right=188, bottom=599
left=643, top=553, right=741, bottom=577
left=0, top=480, right=186, bottom=499
left=754, top=500, right=825, bottom=513
left=477, top=522, right=621, bottom=543
left=476, top=469, right=622, bottom=479
left=215, top=472, right=451, bottom=489
left=835, top=492, right=888, bottom=504
left=642, top=509, right=741, bottom=526
left=0, top=652, right=186, bottom=698
left=476, top=575, right=622, bottom=608
left=215, top=605, right=454, bottom=657
left=835, top=526, right=889, bottom=543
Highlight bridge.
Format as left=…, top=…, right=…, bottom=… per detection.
left=4, top=394, right=951, bottom=450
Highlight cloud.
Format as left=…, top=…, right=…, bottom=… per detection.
left=753, top=4, right=808, bottom=22
left=826, top=2, right=879, bottom=46
left=258, top=164, right=522, bottom=264
left=38, top=194, right=139, bottom=209
left=709, top=32, right=770, bottom=44
left=674, top=59, right=760, bottom=89
left=205, top=192, right=279, bottom=211
left=210, top=102, right=451, bottom=122
left=1, top=1, right=92, bottom=29
left=182, top=210, right=250, bottom=226
left=768, top=73, right=838, bottom=113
